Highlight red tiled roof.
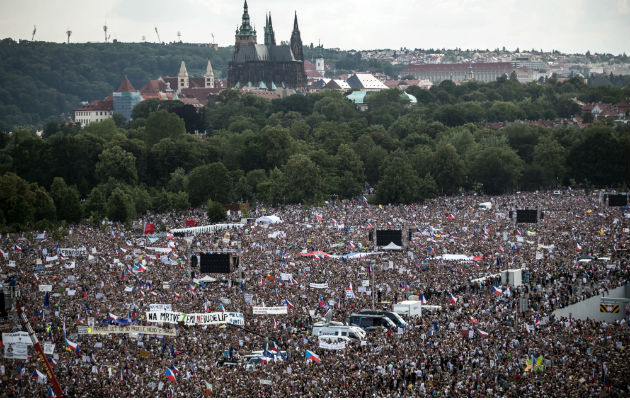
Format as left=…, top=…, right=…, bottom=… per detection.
left=140, top=79, right=166, bottom=94
left=116, top=77, right=136, bottom=92
left=179, top=87, right=224, bottom=106
left=304, top=60, right=317, bottom=71
left=76, top=99, right=113, bottom=111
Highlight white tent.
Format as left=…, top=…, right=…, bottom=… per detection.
left=382, top=242, right=402, bottom=251
left=256, top=215, right=282, bottom=225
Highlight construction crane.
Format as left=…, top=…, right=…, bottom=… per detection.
left=66, top=29, right=72, bottom=44
left=31, top=25, right=36, bottom=41
left=154, top=27, right=161, bottom=43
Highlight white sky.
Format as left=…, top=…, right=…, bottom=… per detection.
left=0, top=0, right=628, bottom=55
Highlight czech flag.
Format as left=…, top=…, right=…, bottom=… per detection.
left=47, top=388, right=55, bottom=398
left=108, top=313, right=118, bottom=321
left=448, top=293, right=457, bottom=305
left=576, top=243, right=582, bottom=251
left=492, top=286, right=503, bottom=295
left=14, top=245, right=22, bottom=251
left=284, top=299, right=294, bottom=310
left=165, top=368, right=177, bottom=382
left=305, top=350, right=320, bottom=363
left=170, top=365, right=180, bottom=374
left=218, top=304, right=225, bottom=312
left=478, top=329, right=489, bottom=338
left=470, top=316, right=479, bottom=324
left=173, top=292, right=181, bottom=299
left=419, top=294, right=427, bottom=305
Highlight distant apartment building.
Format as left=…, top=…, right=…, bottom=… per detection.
left=400, top=62, right=514, bottom=84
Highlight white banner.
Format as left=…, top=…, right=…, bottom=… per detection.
left=170, top=223, right=244, bottom=236
left=4, top=343, right=28, bottom=359
left=88, top=325, right=177, bottom=336
left=244, top=293, right=253, bottom=304
left=259, top=379, right=272, bottom=386
left=309, top=283, right=328, bottom=289
left=252, top=306, right=288, bottom=315
left=39, top=285, right=52, bottom=292
left=145, top=247, right=173, bottom=253
left=2, top=332, right=30, bottom=345
left=280, top=273, right=292, bottom=281
left=318, top=341, right=347, bottom=350
left=346, top=289, right=355, bottom=299
left=149, top=304, right=172, bottom=312
left=362, top=280, right=370, bottom=287
left=145, top=311, right=244, bottom=326
left=45, top=256, right=58, bottom=262
left=59, top=247, right=87, bottom=257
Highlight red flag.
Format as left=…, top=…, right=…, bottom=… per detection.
left=185, top=220, right=196, bottom=227
left=143, top=224, right=155, bottom=234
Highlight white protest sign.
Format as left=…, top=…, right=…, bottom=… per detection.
left=318, top=341, right=346, bottom=350
left=4, top=343, right=28, bottom=359
left=39, top=285, right=52, bottom=292
left=309, top=283, right=328, bottom=289
left=280, top=273, right=292, bottom=281
left=252, top=306, right=288, bottom=315
left=2, top=332, right=30, bottom=345
left=259, top=379, right=272, bottom=385
left=59, top=247, right=87, bottom=257
left=149, top=304, right=172, bottom=312
left=43, top=342, right=55, bottom=355
left=8, top=260, right=16, bottom=267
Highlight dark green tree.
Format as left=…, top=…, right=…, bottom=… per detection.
left=206, top=199, right=227, bottom=223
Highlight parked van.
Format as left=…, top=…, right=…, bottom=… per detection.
left=347, top=313, right=397, bottom=331
left=311, top=324, right=366, bottom=340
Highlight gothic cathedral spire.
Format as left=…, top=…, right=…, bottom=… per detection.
left=290, top=11, right=303, bottom=61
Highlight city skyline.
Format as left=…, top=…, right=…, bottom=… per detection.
left=0, top=0, right=628, bottom=55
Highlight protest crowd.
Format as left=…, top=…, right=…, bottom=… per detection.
left=0, top=188, right=629, bottom=398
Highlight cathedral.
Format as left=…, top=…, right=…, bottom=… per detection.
left=227, top=1, right=307, bottom=90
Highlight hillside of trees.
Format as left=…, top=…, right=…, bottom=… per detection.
left=0, top=76, right=628, bottom=231
left=3, top=40, right=629, bottom=131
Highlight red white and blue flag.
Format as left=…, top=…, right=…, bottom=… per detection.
left=419, top=294, right=427, bottom=304
left=448, top=293, right=457, bottom=304
left=492, top=286, right=503, bottom=295
left=305, top=350, right=320, bottom=363
left=165, top=368, right=177, bottom=382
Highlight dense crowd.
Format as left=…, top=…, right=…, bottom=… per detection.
left=1, top=189, right=629, bottom=397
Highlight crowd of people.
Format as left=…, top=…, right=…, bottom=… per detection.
left=0, top=189, right=629, bottom=397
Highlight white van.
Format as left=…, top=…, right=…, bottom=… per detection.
left=311, top=324, right=366, bottom=341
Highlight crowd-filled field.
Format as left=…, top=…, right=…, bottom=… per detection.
left=1, top=189, right=629, bottom=397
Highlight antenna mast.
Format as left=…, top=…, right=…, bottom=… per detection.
left=103, top=23, right=108, bottom=42
left=31, top=25, right=36, bottom=41
left=154, top=27, right=161, bottom=43
left=177, top=31, right=182, bottom=42
left=66, top=29, right=72, bottom=44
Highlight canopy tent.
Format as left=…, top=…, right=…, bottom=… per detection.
left=256, top=215, right=282, bottom=225
left=382, top=242, right=402, bottom=251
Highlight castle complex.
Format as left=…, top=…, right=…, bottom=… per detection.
left=227, top=1, right=307, bottom=90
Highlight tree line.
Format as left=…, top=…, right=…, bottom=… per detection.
left=0, top=80, right=628, bottom=231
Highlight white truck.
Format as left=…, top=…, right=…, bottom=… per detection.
left=393, top=301, right=442, bottom=317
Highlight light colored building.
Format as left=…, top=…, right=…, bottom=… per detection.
left=400, top=62, right=514, bottom=84
left=346, top=73, right=388, bottom=91
left=74, top=97, right=113, bottom=127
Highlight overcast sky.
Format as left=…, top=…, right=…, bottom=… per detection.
left=1, top=0, right=628, bottom=55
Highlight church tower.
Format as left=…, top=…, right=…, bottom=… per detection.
left=316, top=45, right=325, bottom=76
left=177, top=60, right=189, bottom=93
left=235, top=0, right=257, bottom=54
left=204, top=59, right=215, bottom=88
left=290, top=12, right=304, bottom=61
left=264, top=12, right=276, bottom=47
